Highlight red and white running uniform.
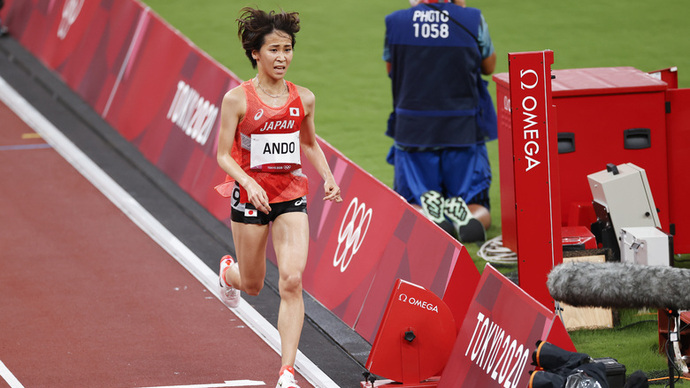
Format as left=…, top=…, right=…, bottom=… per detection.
left=217, top=80, right=309, bottom=204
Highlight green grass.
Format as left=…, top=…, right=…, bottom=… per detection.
left=141, top=0, right=690, bottom=379
left=569, top=309, right=679, bottom=384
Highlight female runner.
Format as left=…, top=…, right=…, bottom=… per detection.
left=215, top=7, right=342, bottom=388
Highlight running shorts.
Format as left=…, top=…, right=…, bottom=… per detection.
left=230, top=184, right=307, bottom=225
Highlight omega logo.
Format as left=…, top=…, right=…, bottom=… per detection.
left=333, top=197, right=372, bottom=273
left=398, top=293, right=439, bottom=313
left=518, top=68, right=543, bottom=172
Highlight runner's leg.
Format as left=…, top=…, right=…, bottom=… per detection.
left=228, top=221, right=269, bottom=296
left=270, top=211, right=309, bottom=368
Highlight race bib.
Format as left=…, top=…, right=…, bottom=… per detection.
left=250, top=132, right=301, bottom=171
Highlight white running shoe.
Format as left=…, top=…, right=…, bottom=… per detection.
left=276, top=366, right=299, bottom=388
left=219, top=255, right=240, bottom=308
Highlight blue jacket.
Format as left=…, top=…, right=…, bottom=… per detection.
left=385, top=2, right=497, bottom=147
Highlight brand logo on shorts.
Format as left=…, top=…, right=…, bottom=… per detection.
left=294, top=198, right=306, bottom=207
left=244, top=209, right=258, bottom=217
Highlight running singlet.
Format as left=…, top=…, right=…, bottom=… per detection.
left=215, top=80, right=309, bottom=204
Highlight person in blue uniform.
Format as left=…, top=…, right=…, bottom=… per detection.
left=384, top=0, right=497, bottom=243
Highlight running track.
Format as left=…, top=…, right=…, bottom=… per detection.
left=0, top=71, right=325, bottom=388
left=0, top=37, right=366, bottom=388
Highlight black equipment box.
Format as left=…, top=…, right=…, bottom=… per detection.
left=595, top=357, right=626, bottom=388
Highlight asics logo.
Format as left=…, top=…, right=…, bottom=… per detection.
left=333, top=198, right=372, bottom=273
left=254, top=109, right=264, bottom=120
left=294, top=198, right=306, bottom=206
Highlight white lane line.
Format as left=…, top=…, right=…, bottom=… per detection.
left=0, top=360, right=25, bottom=388
left=137, top=379, right=265, bottom=388
left=0, top=76, right=338, bottom=388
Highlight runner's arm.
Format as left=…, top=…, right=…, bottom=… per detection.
left=297, top=87, right=342, bottom=203
left=217, top=87, right=271, bottom=213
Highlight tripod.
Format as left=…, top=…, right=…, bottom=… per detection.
left=665, top=309, right=686, bottom=388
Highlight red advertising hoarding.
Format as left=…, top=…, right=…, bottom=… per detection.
left=99, top=9, right=241, bottom=211
left=438, top=265, right=573, bottom=388
left=3, top=0, right=146, bottom=113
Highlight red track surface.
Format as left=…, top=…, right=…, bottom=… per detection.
left=0, top=101, right=313, bottom=387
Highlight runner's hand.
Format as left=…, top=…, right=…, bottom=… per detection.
left=244, top=178, right=271, bottom=214
left=323, top=178, right=342, bottom=203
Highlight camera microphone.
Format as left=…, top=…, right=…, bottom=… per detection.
left=547, top=261, right=690, bottom=310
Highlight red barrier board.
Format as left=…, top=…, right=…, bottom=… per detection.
left=3, top=0, right=142, bottom=113
left=2, top=0, right=96, bottom=63
left=443, top=248, right=483, bottom=334
left=2, top=0, right=477, bottom=343
left=438, top=265, right=573, bottom=388
left=3, top=0, right=146, bottom=115
left=100, top=10, right=240, bottom=211
left=500, top=51, right=562, bottom=308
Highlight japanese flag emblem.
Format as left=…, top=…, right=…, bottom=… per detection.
left=245, top=209, right=258, bottom=217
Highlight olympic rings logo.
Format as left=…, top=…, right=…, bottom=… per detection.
left=333, top=197, right=372, bottom=273
left=58, top=0, right=84, bottom=40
